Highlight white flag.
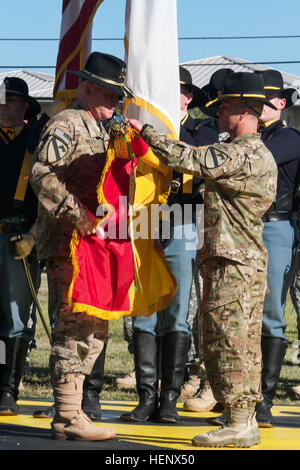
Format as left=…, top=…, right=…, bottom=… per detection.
left=0, top=80, right=5, bottom=105
left=124, top=0, right=180, bottom=139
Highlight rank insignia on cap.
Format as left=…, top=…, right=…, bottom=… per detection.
left=204, top=147, right=228, bottom=169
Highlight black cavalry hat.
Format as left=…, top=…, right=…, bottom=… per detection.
left=255, top=69, right=299, bottom=108
left=179, top=66, right=207, bottom=109
left=201, top=68, right=234, bottom=116
left=215, top=72, right=277, bottom=110
left=69, top=51, right=134, bottom=98
left=4, top=76, right=41, bottom=119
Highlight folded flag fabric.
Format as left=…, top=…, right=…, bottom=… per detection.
left=68, top=116, right=177, bottom=320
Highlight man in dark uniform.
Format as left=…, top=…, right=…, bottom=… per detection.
left=254, top=69, right=300, bottom=427
left=0, top=77, right=40, bottom=415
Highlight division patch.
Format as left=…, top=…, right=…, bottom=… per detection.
left=204, top=147, right=228, bottom=169
left=45, top=128, right=71, bottom=164
left=46, top=137, right=69, bottom=163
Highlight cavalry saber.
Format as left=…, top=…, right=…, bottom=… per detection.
left=22, top=258, right=52, bottom=344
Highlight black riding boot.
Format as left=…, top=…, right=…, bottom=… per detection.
left=82, top=343, right=107, bottom=421
left=121, top=331, right=159, bottom=422
left=157, top=331, right=190, bottom=423
left=256, top=337, right=286, bottom=427
left=0, top=336, right=30, bottom=415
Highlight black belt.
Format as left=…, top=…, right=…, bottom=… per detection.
left=262, top=211, right=292, bottom=222
left=0, top=217, right=28, bottom=234
left=170, top=179, right=181, bottom=194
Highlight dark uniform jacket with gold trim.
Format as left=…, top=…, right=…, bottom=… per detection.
left=0, top=125, right=37, bottom=229
left=168, top=113, right=219, bottom=210
left=260, top=119, right=300, bottom=212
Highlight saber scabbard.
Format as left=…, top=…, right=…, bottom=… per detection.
left=22, top=258, right=52, bottom=344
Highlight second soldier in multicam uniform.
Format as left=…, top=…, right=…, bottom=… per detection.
left=129, top=72, right=278, bottom=448
left=29, top=52, right=134, bottom=442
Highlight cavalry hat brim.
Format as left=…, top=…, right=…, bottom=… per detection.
left=216, top=93, right=278, bottom=110
left=6, top=90, right=41, bottom=118
left=264, top=85, right=299, bottom=108
left=180, top=80, right=207, bottom=109
left=69, top=69, right=134, bottom=99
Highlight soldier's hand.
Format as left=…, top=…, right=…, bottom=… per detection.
left=129, top=119, right=143, bottom=132
left=10, top=232, right=36, bottom=260
left=75, top=209, right=97, bottom=236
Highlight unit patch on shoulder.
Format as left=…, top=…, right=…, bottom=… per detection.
left=204, top=147, right=228, bottom=169
left=46, top=128, right=71, bottom=163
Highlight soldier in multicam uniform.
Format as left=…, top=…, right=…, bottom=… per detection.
left=29, top=52, right=133, bottom=442
left=121, top=67, right=219, bottom=425
left=252, top=70, right=300, bottom=425
left=129, top=72, right=278, bottom=448
left=183, top=68, right=233, bottom=412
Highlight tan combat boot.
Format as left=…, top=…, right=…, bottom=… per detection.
left=51, top=373, right=115, bottom=441
left=192, top=402, right=261, bottom=448
left=180, top=375, right=201, bottom=399
left=292, top=384, right=300, bottom=397
left=183, top=380, right=217, bottom=412
left=248, top=401, right=260, bottom=443
left=116, top=370, right=136, bottom=389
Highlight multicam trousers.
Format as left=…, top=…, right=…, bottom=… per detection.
left=201, top=257, right=267, bottom=406
left=46, top=256, right=108, bottom=378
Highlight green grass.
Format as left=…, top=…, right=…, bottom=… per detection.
left=21, top=273, right=300, bottom=405
left=21, top=273, right=137, bottom=401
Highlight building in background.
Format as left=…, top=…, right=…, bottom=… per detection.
left=0, top=69, right=53, bottom=115
left=182, top=55, right=300, bottom=129
left=2, top=56, right=300, bottom=128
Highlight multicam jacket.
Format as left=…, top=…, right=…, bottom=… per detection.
left=29, top=108, right=109, bottom=259
left=141, top=127, right=278, bottom=270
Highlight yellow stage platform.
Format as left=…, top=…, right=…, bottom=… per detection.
left=1, top=399, right=300, bottom=451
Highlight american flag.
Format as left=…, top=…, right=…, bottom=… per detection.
left=53, top=0, right=103, bottom=100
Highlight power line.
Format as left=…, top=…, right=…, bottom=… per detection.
left=1, top=60, right=300, bottom=70
left=181, top=61, right=300, bottom=66
left=0, top=66, right=56, bottom=69
left=1, top=35, right=300, bottom=41
left=181, top=35, right=300, bottom=40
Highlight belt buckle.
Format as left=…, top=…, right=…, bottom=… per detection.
left=170, top=180, right=181, bottom=194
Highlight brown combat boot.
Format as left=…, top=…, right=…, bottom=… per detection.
left=180, top=375, right=200, bottom=399
left=192, top=402, right=261, bottom=448
left=248, top=401, right=260, bottom=443
left=116, top=370, right=136, bottom=389
left=292, top=384, right=300, bottom=397
left=51, top=373, right=115, bottom=441
left=183, top=379, right=217, bottom=412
